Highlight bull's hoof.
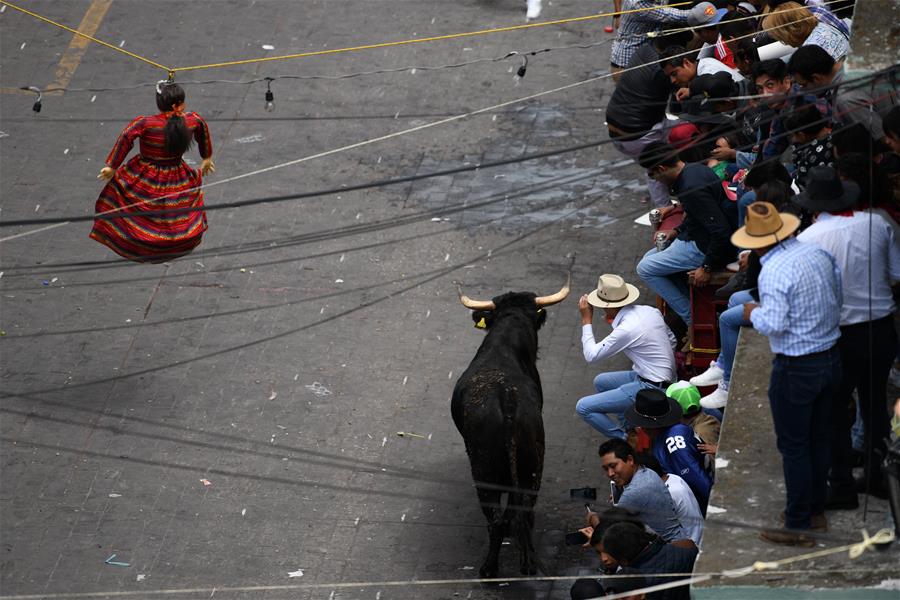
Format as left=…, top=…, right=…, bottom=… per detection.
left=479, top=564, right=498, bottom=579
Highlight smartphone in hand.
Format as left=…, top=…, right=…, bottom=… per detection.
left=570, top=487, right=597, bottom=500
left=564, top=531, right=590, bottom=545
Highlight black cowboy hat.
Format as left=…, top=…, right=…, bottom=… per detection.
left=625, top=388, right=683, bottom=429
left=793, top=166, right=860, bottom=213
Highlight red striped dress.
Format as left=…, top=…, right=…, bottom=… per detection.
left=90, top=112, right=212, bottom=262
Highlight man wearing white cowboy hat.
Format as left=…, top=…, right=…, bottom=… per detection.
left=734, top=201, right=843, bottom=547
left=576, top=274, right=677, bottom=440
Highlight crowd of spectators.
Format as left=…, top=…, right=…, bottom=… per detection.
left=569, top=0, right=898, bottom=596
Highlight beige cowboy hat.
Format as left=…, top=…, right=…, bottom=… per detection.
left=587, top=274, right=640, bottom=308
left=731, top=201, right=800, bottom=249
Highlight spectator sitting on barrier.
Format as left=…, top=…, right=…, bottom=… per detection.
left=606, top=28, right=695, bottom=208
left=733, top=201, right=842, bottom=546
left=794, top=166, right=900, bottom=506
left=666, top=381, right=721, bottom=445
left=788, top=45, right=889, bottom=145
left=575, top=274, right=677, bottom=440
left=782, top=101, right=835, bottom=188
left=608, top=2, right=723, bottom=83
left=639, top=453, right=705, bottom=547
left=596, top=438, right=688, bottom=542
left=626, top=389, right=714, bottom=513
left=660, top=46, right=742, bottom=104
left=762, top=3, right=850, bottom=61
left=600, top=522, right=697, bottom=600
left=637, top=142, right=737, bottom=342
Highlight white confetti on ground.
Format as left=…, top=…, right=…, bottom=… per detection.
left=706, top=505, right=727, bottom=514
left=262, top=44, right=275, bottom=50
left=119, top=40, right=126, bottom=47
left=91, top=95, right=96, bottom=103
left=715, top=458, right=729, bottom=469
left=63, top=148, right=69, bottom=155
left=235, top=134, right=264, bottom=144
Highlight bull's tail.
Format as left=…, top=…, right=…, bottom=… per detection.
left=499, top=384, right=519, bottom=491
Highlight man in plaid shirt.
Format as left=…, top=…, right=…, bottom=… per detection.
left=611, top=1, right=725, bottom=80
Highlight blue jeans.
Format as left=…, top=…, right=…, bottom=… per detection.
left=636, top=238, right=706, bottom=325
left=713, top=289, right=755, bottom=383
left=768, top=346, right=841, bottom=529
left=575, top=370, right=659, bottom=440
left=737, top=189, right=756, bottom=228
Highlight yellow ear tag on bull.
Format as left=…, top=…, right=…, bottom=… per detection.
left=475, top=317, right=487, bottom=329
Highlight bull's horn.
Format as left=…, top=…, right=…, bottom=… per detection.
left=535, top=272, right=571, bottom=307
left=457, top=285, right=495, bottom=310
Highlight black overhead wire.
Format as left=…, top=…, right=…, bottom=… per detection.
left=0, top=166, right=606, bottom=292
left=0, top=76, right=888, bottom=282
left=2, top=63, right=895, bottom=231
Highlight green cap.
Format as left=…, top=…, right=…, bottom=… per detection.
left=666, top=380, right=701, bottom=415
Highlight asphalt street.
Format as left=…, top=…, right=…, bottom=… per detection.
left=1, top=1, right=742, bottom=599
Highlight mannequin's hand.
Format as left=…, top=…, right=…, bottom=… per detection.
left=97, top=167, right=115, bottom=181
left=201, top=158, right=216, bottom=176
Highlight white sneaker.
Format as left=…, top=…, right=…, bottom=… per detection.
left=526, top=0, right=542, bottom=20
left=690, top=363, right=724, bottom=387
left=700, top=385, right=729, bottom=409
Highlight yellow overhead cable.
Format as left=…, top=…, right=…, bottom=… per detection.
left=0, top=0, right=170, bottom=72
left=1, top=0, right=690, bottom=78
left=169, top=2, right=692, bottom=74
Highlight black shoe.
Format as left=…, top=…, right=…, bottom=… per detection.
left=664, top=311, right=688, bottom=346
left=714, top=271, right=748, bottom=300
left=824, top=490, right=859, bottom=510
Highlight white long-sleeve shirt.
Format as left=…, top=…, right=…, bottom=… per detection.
left=797, top=211, right=900, bottom=325
left=581, top=304, right=677, bottom=383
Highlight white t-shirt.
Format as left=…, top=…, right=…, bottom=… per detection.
left=697, top=56, right=744, bottom=82
left=665, top=474, right=704, bottom=546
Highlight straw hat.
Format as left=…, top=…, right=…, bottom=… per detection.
left=586, top=274, right=640, bottom=309
left=730, top=201, right=800, bottom=249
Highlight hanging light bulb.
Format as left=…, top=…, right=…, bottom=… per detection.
left=516, top=56, right=528, bottom=79
left=25, top=86, right=42, bottom=113
left=264, top=78, right=275, bottom=112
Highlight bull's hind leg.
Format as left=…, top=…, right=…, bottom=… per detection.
left=476, top=487, right=504, bottom=578
left=509, top=492, right=541, bottom=575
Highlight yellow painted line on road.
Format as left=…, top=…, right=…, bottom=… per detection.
left=49, top=0, right=114, bottom=93
left=0, top=87, right=32, bottom=95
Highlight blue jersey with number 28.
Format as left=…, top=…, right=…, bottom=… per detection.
left=653, top=423, right=713, bottom=513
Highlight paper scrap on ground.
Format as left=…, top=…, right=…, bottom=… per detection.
left=200, top=478, right=212, bottom=486
left=707, top=504, right=727, bottom=514
left=288, top=569, right=304, bottom=578
left=715, top=458, right=730, bottom=469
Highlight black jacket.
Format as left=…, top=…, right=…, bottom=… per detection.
left=606, top=45, right=670, bottom=133
left=672, top=163, right=736, bottom=269
left=631, top=537, right=698, bottom=600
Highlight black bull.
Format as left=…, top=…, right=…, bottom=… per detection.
left=451, top=288, right=566, bottom=578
